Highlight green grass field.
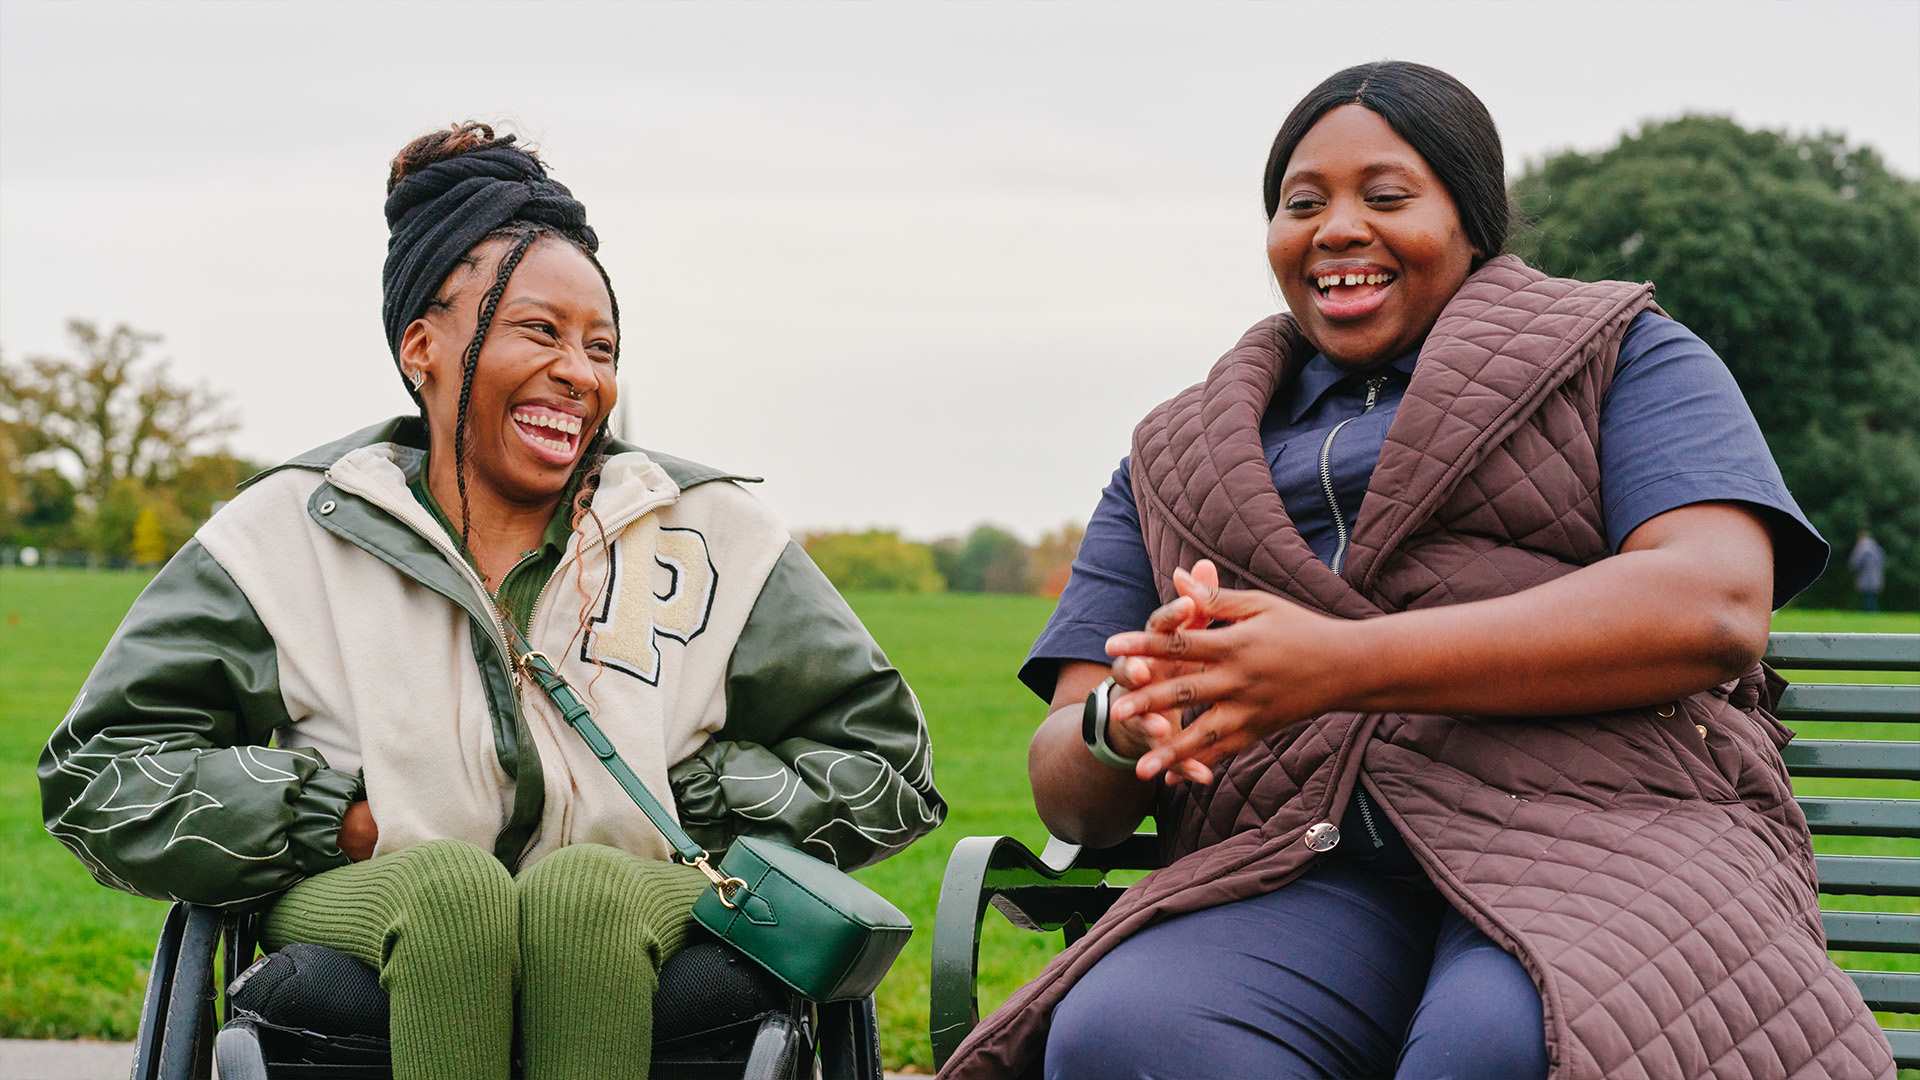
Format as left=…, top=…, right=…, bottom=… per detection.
left=2, top=568, right=1914, bottom=1072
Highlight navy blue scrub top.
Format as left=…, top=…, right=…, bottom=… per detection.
left=1021, top=311, right=1828, bottom=701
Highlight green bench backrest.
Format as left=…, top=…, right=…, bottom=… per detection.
left=1765, top=633, right=1919, bottom=1064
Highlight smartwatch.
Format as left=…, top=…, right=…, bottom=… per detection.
left=1081, top=677, right=1142, bottom=771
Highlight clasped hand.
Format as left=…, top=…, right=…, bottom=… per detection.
left=1102, top=560, right=1347, bottom=786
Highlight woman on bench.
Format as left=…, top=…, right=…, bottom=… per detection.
left=943, top=63, right=1892, bottom=1078
left=40, top=122, right=944, bottom=1080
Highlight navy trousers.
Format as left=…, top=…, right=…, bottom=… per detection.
left=1044, top=799, right=1548, bottom=1079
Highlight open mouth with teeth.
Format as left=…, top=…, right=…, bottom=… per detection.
left=1310, top=268, right=1398, bottom=321
left=509, top=405, right=585, bottom=466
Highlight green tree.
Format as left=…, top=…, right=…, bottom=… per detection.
left=0, top=320, right=236, bottom=515
left=169, top=451, right=265, bottom=524
left=12, top=468, right=79, bottom=549
left=933, top=524, right=1032, bottom=594
left=801, top=530, right=946, bottom=593
left=1511, top=116, right=1920, bottom=608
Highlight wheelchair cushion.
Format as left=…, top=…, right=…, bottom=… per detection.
left=229, top=943, right=389, bottom=1039
left=229, top=934, right=793, bottom=1049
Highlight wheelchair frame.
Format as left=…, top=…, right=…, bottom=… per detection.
left=132, top=901, right=885, bottom=1080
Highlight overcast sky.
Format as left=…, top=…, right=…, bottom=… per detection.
left=3, top=1, right=1916, bottom=541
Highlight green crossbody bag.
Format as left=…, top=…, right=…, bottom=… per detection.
left=512, top=640, right=913, bottom=1002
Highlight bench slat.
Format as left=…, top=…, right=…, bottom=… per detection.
left=1781, top=739, right=1920, bottom=781
left=1845, top=970, right=1920, bottom=1013
left=1816, top=855, right=1920, bottom=897
left=1798, top=797, right=1920, bottom=838
left=1822, top=911, right=1920, bottom=954
left=1887, top=1027, right=1920, bottom=1070
left=1775, top=683, right=1920, bottom=724
left=1765, top=632, right=1920, bottom=672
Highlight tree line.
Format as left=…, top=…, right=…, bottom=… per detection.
left=0, top=321, right=257, bottom=566
left=5, top=116, right=1915, bottom=603
left=802, top=523, right=1086, bottom=597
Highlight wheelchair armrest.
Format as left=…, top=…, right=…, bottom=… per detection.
left=132, top=902, right=224, bottom=1080
left=928, top=832, right=1162, bottom=1068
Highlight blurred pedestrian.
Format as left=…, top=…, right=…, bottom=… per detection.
left=1850, top=529, right=1887, bottom=612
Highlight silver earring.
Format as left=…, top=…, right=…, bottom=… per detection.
left=407, top=368, right=426, bottom=392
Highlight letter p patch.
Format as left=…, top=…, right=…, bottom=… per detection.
left=582, top=523, right=716, bottom=685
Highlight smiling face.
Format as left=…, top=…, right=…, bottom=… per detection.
left=1267, top=104, right=1478, bottom=367
left=400, top=234, right=619, bottom=509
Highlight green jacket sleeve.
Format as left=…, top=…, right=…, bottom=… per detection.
left=668, top=541, right=946, bottom=870
left=38, top=540, right=362, bottom=907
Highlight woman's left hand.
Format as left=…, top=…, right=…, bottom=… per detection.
left=1104, top=560, right=1350, bottom=785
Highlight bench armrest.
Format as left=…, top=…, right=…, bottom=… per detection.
left=929, top=833, right=1163, bottom=1067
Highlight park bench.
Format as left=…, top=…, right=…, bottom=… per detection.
left=130, top=903, right=884, bottom=1080
left=929, top=632, right=1920, bottom=1071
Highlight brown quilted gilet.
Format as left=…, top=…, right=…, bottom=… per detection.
left=940, top=258, right=1893, bottom=1080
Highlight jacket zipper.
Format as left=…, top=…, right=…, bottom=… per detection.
left=1319, top=374, right=1388, bottom=576
left=1353, top=788, right=1386, bottom=849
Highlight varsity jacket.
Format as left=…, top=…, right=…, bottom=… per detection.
left=40, top=418, right=945, bottom=908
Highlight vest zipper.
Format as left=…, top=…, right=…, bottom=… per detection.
left=1354, top=787, right=1386, bottom=849
left=1319, top=374, right=1388, bottom=576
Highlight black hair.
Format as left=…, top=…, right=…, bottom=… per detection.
left=1262, top=61, right=1509, bottom=262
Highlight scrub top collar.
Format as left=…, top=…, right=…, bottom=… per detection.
left=1284, top=347, right=1421, bottom=426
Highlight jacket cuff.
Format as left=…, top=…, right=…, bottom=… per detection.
left=667, top=746, right=735, bottom=855
left=288, top=768, right=364, bottom=876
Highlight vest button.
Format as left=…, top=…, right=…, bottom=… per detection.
left=318, top=500, right=337, bottom=515
left=1303, top=821, right=1341, bottom=852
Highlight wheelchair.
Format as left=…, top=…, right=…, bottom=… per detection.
left=132, top=901, right=885, bottom=1079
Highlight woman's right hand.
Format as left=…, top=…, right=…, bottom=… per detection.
left=340, top=800, right=378, bottom=862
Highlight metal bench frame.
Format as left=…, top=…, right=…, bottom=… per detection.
left=930, top=632, right=1920, bottom=1070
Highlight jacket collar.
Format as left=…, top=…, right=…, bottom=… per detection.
left=322, top=439, right=688, bottom=546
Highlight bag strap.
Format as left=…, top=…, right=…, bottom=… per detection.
left=507, top=627, right=746, bottom=903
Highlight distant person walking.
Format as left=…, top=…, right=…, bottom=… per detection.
left=1850, top=529, right=1887, bottom=611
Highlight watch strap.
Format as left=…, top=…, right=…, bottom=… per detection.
left=1085, top=677, right=1142, bottom=771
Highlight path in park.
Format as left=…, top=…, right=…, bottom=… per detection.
left=0, top=1038, right=918, bottom=1078
left=2, top=1039, right=132, bottom=1080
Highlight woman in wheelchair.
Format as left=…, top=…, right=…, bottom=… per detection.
left=40, top=122, right=944, bottom=1080
left=942, top=63, right=1893, bottom=1079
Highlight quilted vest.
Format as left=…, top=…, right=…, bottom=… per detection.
left=940, top=257, right=1893, bottom=1080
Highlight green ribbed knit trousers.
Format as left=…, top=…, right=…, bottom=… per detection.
left=262, top=839, right=706, bottom=1080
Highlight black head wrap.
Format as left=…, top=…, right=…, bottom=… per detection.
left=379, top=140, right=598, bottom=382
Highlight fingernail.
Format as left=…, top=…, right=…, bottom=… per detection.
left=1111, top=698, right=1133, bottom=721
